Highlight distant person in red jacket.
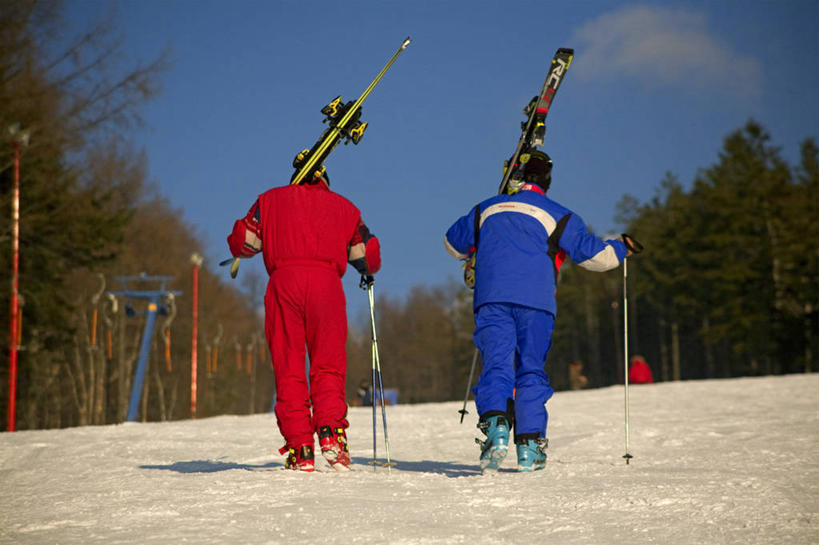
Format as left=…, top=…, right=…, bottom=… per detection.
left=628, top=355, right=654, bottom=384
left=227, top=160, right=380, bottom=472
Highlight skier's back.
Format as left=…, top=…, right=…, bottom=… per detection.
left=227, top=168, right=380, bottom=472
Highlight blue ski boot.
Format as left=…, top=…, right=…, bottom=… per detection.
left=476, top=415, right=510, bottom=474
left=516, top=436, right=548, bottom=472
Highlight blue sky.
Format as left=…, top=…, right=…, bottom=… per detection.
left=67, top=1, right=819, bottom=319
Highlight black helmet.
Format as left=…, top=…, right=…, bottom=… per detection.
left=521, top=150, right=552, bottom=191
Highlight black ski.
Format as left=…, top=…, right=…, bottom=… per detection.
left=497, top=47, right=574, bottom=195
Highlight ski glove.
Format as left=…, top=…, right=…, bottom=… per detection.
left=227, top=201, right=262, bottom=258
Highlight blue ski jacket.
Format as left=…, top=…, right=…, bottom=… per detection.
left=444, top=184, right=627, bottom=314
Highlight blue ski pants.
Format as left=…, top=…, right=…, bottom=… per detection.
left=472, top=303, right=555, bottom=437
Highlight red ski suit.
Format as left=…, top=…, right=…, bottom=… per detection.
left=228, top=181, right=380, bottom=449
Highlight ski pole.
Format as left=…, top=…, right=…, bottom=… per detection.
left=621, top=234, right=643, bottom=465
left=361, top=275, right=394, bottom=472
left=370, top=278, right=394, bottom=472
left=371, top=335, right=378, bottom=469
left=458, top=347, right=479, bottom=423
left=622, top=256, right=632, bottom=465
left=362, top=275, right=378, bottom=469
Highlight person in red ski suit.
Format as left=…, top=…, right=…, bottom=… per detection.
left=628, top=355, right=654, bottom=384
left=227, top=169, right=380, bottom=472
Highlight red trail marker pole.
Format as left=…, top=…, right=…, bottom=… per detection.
left=190, top=253, right=203, bottom=419
left=7, top=124, right=29, bottom=432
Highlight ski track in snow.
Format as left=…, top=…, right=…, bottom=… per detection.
left=1, top=374, right=817, bottom=544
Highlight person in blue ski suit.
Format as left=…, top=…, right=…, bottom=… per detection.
left=444, top=151, right=633, bottom=473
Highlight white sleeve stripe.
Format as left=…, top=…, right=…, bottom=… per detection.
left=348, top=242, right=365, bottom=261
left=444, top=237, right=469, bottom=260
left=577, top=244, right=620, bottom=272
left=480, top=202, right=557, bottom=236
left=244, top=231, right=261, bottom=252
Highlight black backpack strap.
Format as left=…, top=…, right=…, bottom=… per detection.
left=473, top=204, right=481, bottom=249
left=547, top=213, right=571, bottom=275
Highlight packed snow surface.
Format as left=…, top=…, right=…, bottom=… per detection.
left=2, top=374, right=817, bottom=544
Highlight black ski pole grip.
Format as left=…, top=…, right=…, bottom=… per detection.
left=621, top=233, right=644, bottom=254
left=359, top=275, right=375, bottom=289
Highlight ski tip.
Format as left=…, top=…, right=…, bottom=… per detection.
left=402, top=36, right=411, bottom=49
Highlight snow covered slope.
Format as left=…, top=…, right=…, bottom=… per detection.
left=1, top=374, right=817, bottom=544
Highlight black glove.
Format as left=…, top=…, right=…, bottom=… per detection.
left=621, top=233, right=644, bottom=255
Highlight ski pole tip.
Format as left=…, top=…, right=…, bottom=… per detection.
left=623, top=452, right=633, bottom=465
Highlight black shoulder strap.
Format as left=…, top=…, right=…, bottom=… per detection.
left=473, top=204, right=481, bottom=248
left=546, top=213, right=571, bottom=279
left=547, top=213, right=571, bottom=261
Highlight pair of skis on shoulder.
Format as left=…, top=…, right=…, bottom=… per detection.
left=497, top=47, right=574, bottom=195
left=221, top=37, right=411, bottom=278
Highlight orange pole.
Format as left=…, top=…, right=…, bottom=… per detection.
left=91, top=309, right=98, bottom=347
left=165, top=329, right=172, bottom=371
left=191, top=259, right=200, bottom=418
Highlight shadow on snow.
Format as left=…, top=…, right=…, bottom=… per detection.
left=351, top=457, right=483, bottom=477
left=139, top=460, right=281, bottom=473
left=139, top=457, right=485, bottom=477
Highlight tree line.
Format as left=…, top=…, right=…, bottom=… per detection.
left=346, top=121, right=817, bottom=402
left=613, top=121, right=818, bottom=382
left=1, top=1, right=272, bottom=431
